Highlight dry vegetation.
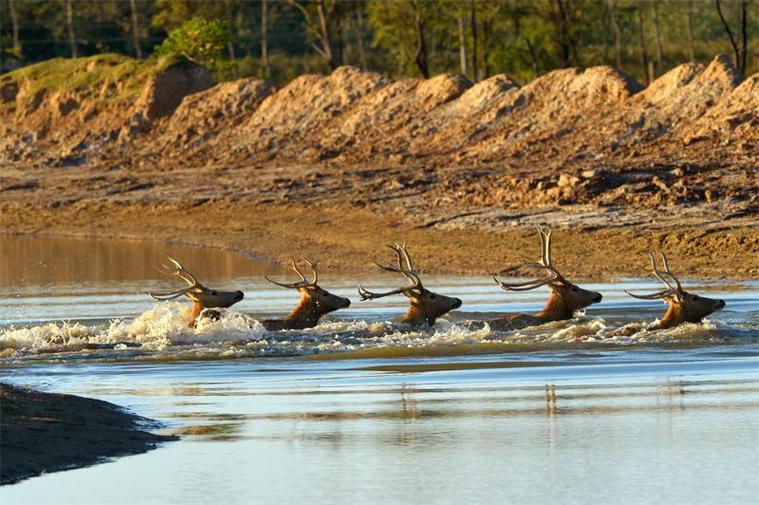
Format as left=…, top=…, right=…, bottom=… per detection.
left=0, top=54, right=757, bottom=279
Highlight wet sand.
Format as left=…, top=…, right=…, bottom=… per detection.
left=1, top=198, right=757, bottom=280
left=0, top=383, right=176, bottom=485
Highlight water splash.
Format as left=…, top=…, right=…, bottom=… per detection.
left=1, top=303, right=756, bottom=363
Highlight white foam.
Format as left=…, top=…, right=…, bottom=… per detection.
left=1, top=305, right=756, bottom=362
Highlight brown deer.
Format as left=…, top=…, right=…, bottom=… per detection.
left=262, top=257, right=351, bottom=330
left=489, top=227, right=603, bottom=331
left=358, top=243, right=462, bottom=326
left=148, top=257, right=244, bottom=327
left=626, top=250, right=725, bottom=329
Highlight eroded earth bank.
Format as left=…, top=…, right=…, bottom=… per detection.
left=1, top=54, right=757, bottom=279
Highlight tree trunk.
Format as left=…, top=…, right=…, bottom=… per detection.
left=637, top=0, right=649, bottom=83
left=686, top=0, right=695, bottom=61
left=458, top=15, right=467, bottom=76
left=224, top=0, right=237, bottom=63
left=315, top=0, right=338, bottom=69
left=354, top=5, right=367, bottom=71
left=65, top=0, right=78, bottom=58
left=607, top=0, right=623, bottom=69
left=128, top=0, right=142, bottom=59
left=601, top=0, right=610, bottom=64
left=739, top=0, right=748, bottom=73
left=413, top=4, right=429, bottom=78
left=9, top=0, right=21, bottom=57
left=652, top=0, right=664, bottom=70
left=715, top=0, right=741, bottom=71
left=554, top=0, right=571, bottom=67
left=481, top=17, right=491, bottom=78
left=261, top=0, right=270, bottom=79
left=470, top=0, right=478, bottom=81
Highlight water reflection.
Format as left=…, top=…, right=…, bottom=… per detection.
left=0, top=235, right=279, bottom=289
left=2, top=359, right=758, bottom=504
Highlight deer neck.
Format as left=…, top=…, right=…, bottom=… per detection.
left=188, top=302, right=203, bottom=327
left=653, top=303, right=685, bottom=329
left=282, top=294, right=323, bottom=329
left=403, top=305, right=434, bottom=327
left=537, top=292, right=574, bottom=321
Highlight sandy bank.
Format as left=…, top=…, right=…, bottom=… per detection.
left=0, top=383, right=176, bottom=485
left=1, top=55, right=757, bottom=279
left=1, top=198, right=757, bottom=280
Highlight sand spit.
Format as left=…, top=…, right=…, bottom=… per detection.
left=0, top=383, right=176, bottom=485
left=0, top=54, right=756, bottom=278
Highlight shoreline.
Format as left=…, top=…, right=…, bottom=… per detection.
left=1, top=200, right=757, bottom=281
left=0, top=383, right=176, bottom=486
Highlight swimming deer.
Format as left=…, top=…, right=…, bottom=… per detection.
left=626, top=250, right=725, bottom=329
left=358, top=243, right=462, bottom=326
left=148, top=257, right=244, bottom=327
left=262, top=257, right=350, bottom=330
left=489, top=227, right=603, bottom=331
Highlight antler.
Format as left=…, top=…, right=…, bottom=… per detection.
left=148, top=256, right=203, bottom=300
left=359, top=243, right=424, bottom=300
left=493, top=226, right=565, bottom=292
left=625, top=250, right=684, bottom=300
left=266, top=257, right=319, bottom=289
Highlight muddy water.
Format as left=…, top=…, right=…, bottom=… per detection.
left=1, top=236, right=758, bottom=504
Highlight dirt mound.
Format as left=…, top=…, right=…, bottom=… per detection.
left=149, top=78, right=272, bottom=162
left=310, top=72, right=472, bottom=164
left=133, top=62, right=213, bottom=121
left=1, top=55, right=756, bottom=209
left=0, top=55, right=213, bottom=166
left=684, top=73, right=759, bottom=147
left=231, top=66, right=391, bottom=163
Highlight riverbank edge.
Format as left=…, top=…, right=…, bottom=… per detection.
left=0, top=383, right=177, bottom=486
left=1, top=200, right=757, bottom=280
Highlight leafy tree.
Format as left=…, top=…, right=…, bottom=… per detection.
left=154, top=17, right=232, bottom=72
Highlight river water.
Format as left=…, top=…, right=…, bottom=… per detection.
left=1, top=235, right=757, bottom=504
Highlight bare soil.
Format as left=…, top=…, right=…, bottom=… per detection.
left=0, top=383, right=175, bottom=485
left=0, top=54, right=757, bottom=279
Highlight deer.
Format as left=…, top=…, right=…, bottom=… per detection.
left=148, top=257, right=244, bottom=327
left=626, top=250, right=725, bottom=329
left=261, top=257, right=351, bottom=330
left=358, top=243, right=462, bottom=326
left=489, top=227, right=603, bottom=331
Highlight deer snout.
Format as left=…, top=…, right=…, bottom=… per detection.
left=339, top=297, right=351, bottom=309
left=592, top=293, right=603, bottom=304
left=716, top=299, right=726, bottom=310
left=234, top=291, right=245, bottom=302
left=451, top=298, right=463, bottom=309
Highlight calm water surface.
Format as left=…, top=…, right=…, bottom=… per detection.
left=1, top=236, right=757, bottom=504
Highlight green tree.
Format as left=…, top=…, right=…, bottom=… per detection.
left=154, top=17, right=232, bottom=72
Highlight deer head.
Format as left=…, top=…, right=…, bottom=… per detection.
left=359, top=243, right=462, bottom=326
left=148, top=257, right=244, bottom=327
left=493, top=227, right=602, bottom=321
left=626, top=250, right=725, bottom=329
left=264, top=257, right=350, bottom=330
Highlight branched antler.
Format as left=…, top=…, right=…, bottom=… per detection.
left=359, top=243, right=424, bottom=300
left=625, top=250, right=685, bottom=301
left=266, top=257, right=319, bottom=289
left=493, top=226, right=566, bottom=292
left=148, top=257, right=203, bottom=300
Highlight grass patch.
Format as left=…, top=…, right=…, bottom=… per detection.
left=0, top=53, right=199, bottom=103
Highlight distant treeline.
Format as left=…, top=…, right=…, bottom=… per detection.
left=1, top=0, right=756, bottom=84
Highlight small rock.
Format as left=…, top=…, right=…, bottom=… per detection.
left=558, top=173, right=580, bottom=188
